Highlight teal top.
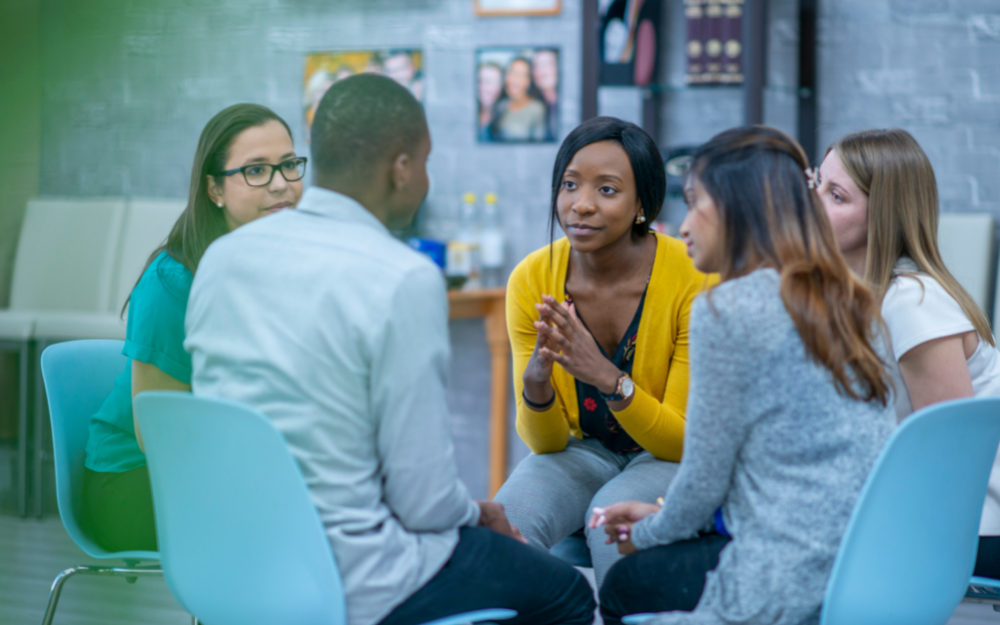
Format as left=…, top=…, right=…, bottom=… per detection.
left=84, top=251, right=193, bottom=473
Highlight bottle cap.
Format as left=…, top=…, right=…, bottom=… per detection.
left=484, top=193, right=497, bottom=204
left=463, top=192, right=477, bottom=204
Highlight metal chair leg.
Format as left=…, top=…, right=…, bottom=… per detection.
left=41, top=567, right=81, bottom=625
left=16, top=339, right=31, bottom=518
left=40, top=563, right=162, bottom=625
left=34, top=338, right=48, bottom=518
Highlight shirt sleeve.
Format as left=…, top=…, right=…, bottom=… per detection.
left=610, top=274, right=705, bottom=462
left=371, top=262, right=481, bottom=532
left=507, top=260, right=572, bottom=454
left=881, top=274, right=976, bottom=360
left=124, top=255, right=193, bottom=384
left=631, top=294, right=753, bottom=550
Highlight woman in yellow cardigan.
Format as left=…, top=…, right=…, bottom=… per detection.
left=494, top=116, right=709, bottom=587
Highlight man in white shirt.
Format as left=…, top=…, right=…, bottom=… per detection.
left=185, top=74, right=594, bottom=625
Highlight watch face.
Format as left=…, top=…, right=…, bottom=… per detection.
left=621, top=376, right=635, bottom=398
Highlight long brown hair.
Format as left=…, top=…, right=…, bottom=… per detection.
left=831, top=128, right=994, bottom=346
left=122, top=103, right=292, bottom=316
left=691, top=126, right=891, bottom=405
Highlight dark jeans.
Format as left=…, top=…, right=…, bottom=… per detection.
left=976, top=536, right=1000, bottom=579
left=378, top=526, right=595, bottom=625
left=600, top=533, right=731, bottom=625
left=83, top=466, right=158, bottom=552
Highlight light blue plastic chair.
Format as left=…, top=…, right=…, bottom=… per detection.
left=134, top=391, right=516, bottom=625
left=39, top=340, right=167, bottom=625
left=965, top=576, right=1000, bottom=610
left=821, top=397, right=1000, bottom=624
left=621, top=397, right=1000, bottom=625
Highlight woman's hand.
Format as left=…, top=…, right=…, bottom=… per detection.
left=589, top=501, right=661, bottom=555
left=522, top=305, right=559, bottom=406
left=537, top=295, right=621, bottom=394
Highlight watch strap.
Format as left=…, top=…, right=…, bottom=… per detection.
left=599, top=372, right=629, bottom=402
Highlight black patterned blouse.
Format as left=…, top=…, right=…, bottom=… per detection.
left=567, top=290, right=646, bottom=454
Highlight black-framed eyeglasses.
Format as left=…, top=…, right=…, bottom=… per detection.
left=218, top=157, right=308, bottom=187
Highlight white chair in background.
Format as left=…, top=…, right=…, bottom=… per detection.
left=33, top=198, right=186, bottom=343
left=29, top=197, right=186, bottom=516
left=937, top=213, right=996, bottom=317
left=0, top=197, right=127, bottom=517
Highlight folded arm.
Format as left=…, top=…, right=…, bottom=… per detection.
left=508, top=276, right=572, bottom=454
left=611, top=277, right=700, bottom=461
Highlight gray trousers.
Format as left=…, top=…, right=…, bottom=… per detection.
left=494, top=436, right=680, bottom=589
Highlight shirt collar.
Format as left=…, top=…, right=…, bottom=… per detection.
left=296, top=187, right=389, bottom=235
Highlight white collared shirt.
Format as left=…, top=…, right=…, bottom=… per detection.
left=185, top=187, right=480, bottom=625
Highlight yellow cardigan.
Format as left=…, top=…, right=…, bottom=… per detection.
left=506, top=233, right=710, bottom=462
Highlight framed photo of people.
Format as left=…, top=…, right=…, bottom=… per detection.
left=476, top=47, right=559, bottom=144
left=303, top=49, right=424, bottom=139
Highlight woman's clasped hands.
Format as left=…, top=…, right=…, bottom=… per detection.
left=527, top=294, right=623, bottom=396
left=588, top=501, right=661, bottom=555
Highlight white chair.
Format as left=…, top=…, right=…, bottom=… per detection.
left=33, top=198, right=186, bottom=342
left=0, top=197, right=127, bottom=516
left=937, top=213, right=995, bottom=316
left=30, top=197, right=185, bottom=516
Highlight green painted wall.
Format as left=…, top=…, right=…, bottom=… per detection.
left=0, top=0, right=40, bottom=440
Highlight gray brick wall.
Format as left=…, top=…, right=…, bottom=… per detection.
left=818, top=0, right=1000, bottom=216
left=27, top=0, right=1000, bottom=496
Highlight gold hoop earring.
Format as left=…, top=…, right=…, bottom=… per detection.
left=635, top=213, right=646, bottom=225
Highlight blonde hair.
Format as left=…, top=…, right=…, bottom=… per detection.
left=832, top=128, right=994, bottom=346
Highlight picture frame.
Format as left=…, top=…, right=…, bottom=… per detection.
left=476, top=47, right=559, bottom=144
left=303, top=49, right=424, bottom=139
left=474, top=0, right=561, bottom=17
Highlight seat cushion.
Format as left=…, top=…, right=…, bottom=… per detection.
left=0, top=311, right=35, bottom=340
left=33, top=312, right=127, bottom=341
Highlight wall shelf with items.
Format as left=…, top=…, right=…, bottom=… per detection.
left=582, top=0, right=819, bottom=162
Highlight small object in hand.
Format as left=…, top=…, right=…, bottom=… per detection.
left=656, top=497, right=665, bottom=506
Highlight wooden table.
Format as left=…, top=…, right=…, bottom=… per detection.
left=447, top=287, right=509, bottom=497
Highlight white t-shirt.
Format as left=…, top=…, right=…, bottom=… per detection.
left=882, top=258, right=1000, bottom=535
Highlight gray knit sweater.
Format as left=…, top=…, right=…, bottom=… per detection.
left=630, top=269, right=895, bottom=625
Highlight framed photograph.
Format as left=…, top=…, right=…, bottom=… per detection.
left=303, top=49, right=423, bottom=138
left=476, top=47, right=559, bottom=144
left=474, top=0, right=561, bottom=16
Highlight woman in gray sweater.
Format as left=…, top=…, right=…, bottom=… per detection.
left=593, top=126, right=897, bottom=625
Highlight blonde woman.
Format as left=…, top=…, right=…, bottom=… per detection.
left=818, top=128, right=1000, bottom=578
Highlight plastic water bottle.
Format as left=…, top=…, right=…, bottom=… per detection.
left=446, top=193, right=481, bottom=290
left=480, top=193, right=505, bottom=288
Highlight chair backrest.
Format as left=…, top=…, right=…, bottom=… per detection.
left=10, top=198, right=126, bottom=312
left=821, top=397, right=1000, bottom=625
left=937, top=212, right=995, bottom=316
left=134, top=392, right=345, bottom=625
left=112, top=198, right=186, bottom=312
left=40, top=340, right=156, bottom=560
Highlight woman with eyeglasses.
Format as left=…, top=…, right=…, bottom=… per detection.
left=82, top=103, right=305, bottom=552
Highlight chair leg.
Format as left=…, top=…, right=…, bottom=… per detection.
left=41, top=567, right=83, bottom=625
left=16, top=339, right=30, bottom=518
left=40, top=564, right=163, bottom=625
left=33, top=339, right=49, bottom=518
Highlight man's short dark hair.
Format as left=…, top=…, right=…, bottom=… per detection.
left=311, top=74, right=427, bottom=179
